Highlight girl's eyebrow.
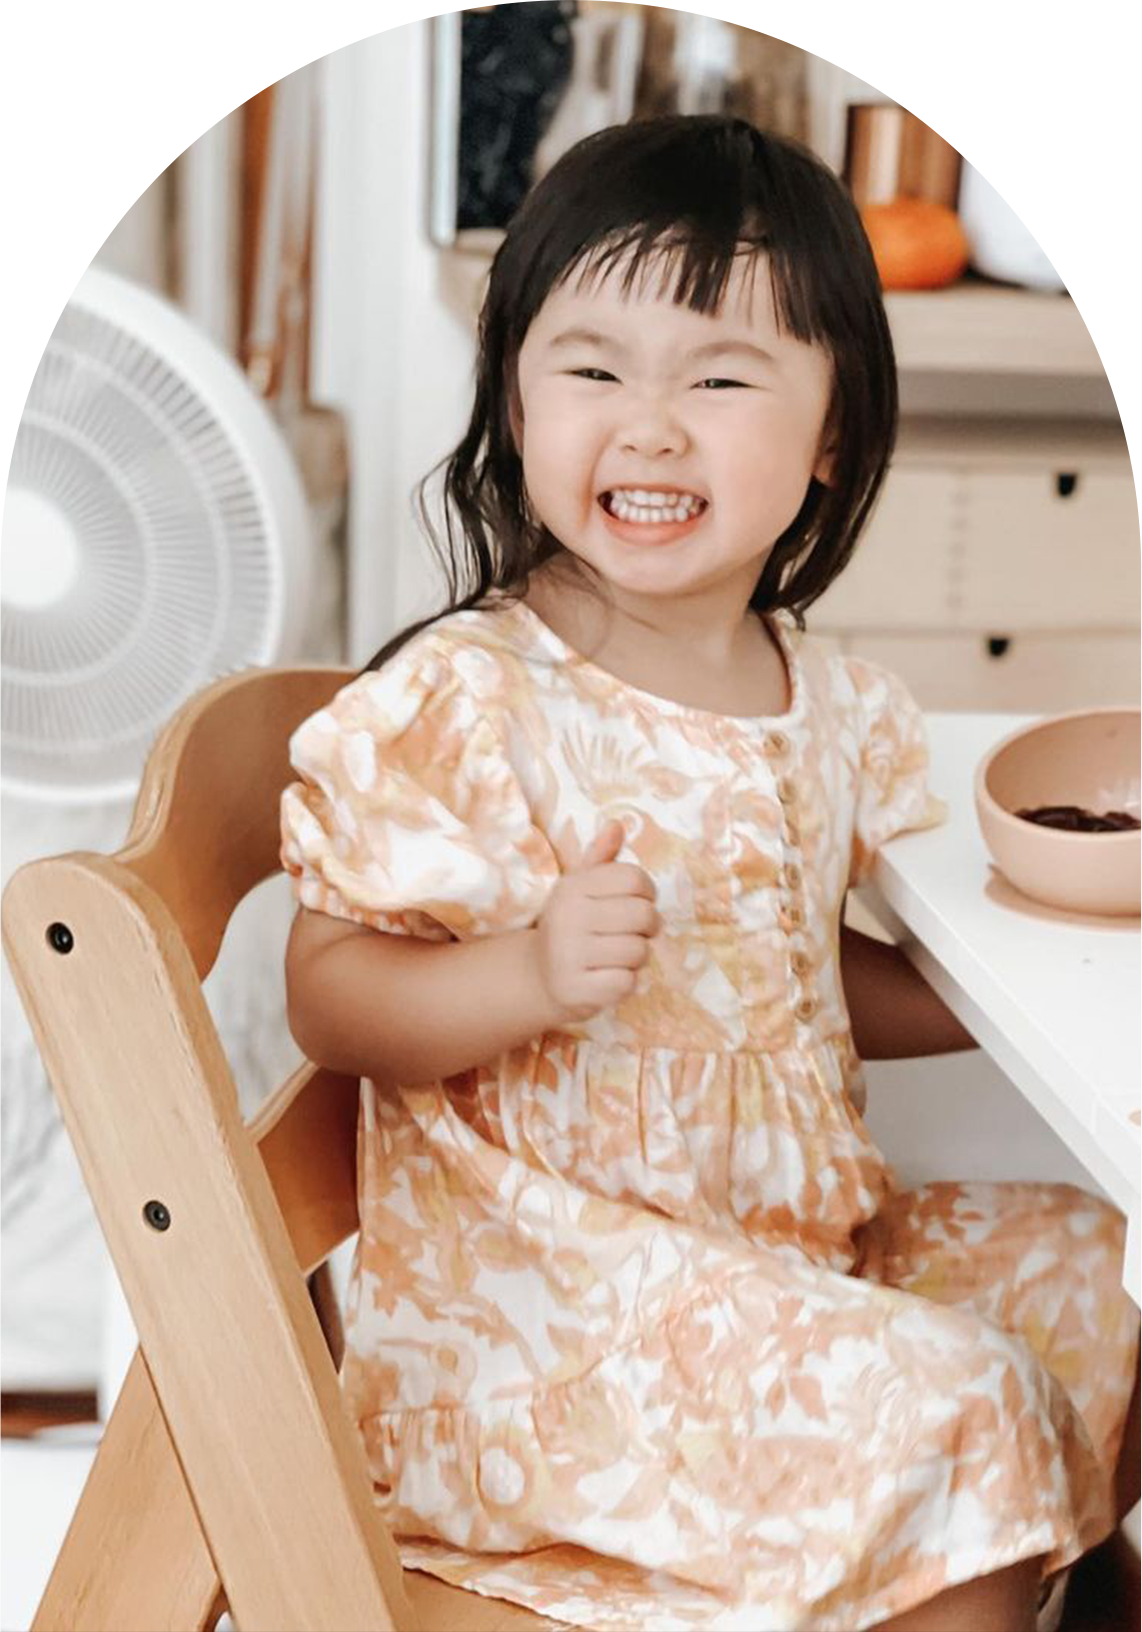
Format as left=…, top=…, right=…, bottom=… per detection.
left=546, top=327, right=620, bottom=353
left=689, top=338, right=777, bottom=365
left=545, top=328, right=776, bottom=365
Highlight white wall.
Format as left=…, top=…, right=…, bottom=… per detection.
left=313, top=20, right=479, bottom=665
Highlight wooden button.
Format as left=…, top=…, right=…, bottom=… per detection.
left=780, top=903, right=805, bottom=930
left=783, top=862, right=802, bottom=889
left=795, top=996, right=818, bottom=1022
left=765, top=730, right=790, bottom=756
left=784, top=820, right=801, bottom=846
left=776, top=777, right=798, bottom=805
left=791, top=950, right=813, bottom=977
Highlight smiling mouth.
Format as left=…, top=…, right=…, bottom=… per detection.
left=600, top=488, right=709, bottom=524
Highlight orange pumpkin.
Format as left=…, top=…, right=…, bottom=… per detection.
left=860, top=198, right=970, bottom=291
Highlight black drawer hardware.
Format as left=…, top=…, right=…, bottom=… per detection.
left=986, top=636, right=1011, bottom=659
left=1055, top=472, right=1079, bottom=498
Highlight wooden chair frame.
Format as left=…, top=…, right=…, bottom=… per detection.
left=2, top=667, right=557, bottom=1632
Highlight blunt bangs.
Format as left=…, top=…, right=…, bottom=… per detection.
left=494, top=116, right=862, bottom=359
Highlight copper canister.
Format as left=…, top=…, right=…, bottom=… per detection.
left=844, top=104, right=962, bottom=207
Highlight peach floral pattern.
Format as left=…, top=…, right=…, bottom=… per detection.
left=280, top=598, right=1138, bottom=1630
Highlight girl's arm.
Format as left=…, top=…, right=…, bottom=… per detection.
left=285, top=908, right=562, bottom=1084
left=285, top=820, right=655, bottom=1085
left=839, top=920, right=976, bottom=1059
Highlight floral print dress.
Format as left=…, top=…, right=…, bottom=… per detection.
left=280, top=597, right=1138, bottom=1631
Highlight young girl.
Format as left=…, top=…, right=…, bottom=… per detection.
left=280, top=116, right=1139, bottom=1631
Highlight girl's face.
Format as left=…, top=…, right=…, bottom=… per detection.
left=512, top=251, right=833, bottom=616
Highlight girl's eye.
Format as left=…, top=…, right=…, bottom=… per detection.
left=696, top=377, right=747, bottom=390
left=569, top=367, right=618, bottom=382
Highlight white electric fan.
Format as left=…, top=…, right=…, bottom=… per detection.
left=2, top=264, right=318, bottom=804
left=1, top=266, right=333, bottom=1414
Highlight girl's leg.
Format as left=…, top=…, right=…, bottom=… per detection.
left=850, top=1181, right=1137, bottom=1626
left=1113, top=1345, right=1140, bottom=1524
left=873, top=1553, right=1044, bottom=1632
left=854, top=1179, right=1139, bottom=1520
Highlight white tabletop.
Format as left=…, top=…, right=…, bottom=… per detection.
left=861, top=712, right=1140, bottom=1304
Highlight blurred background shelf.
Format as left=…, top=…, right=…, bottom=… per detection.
left=884, top=280, right=1102, bottom=377
left=439, top=250, right=1104, bottom=381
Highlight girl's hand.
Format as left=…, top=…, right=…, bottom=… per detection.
left=536, top=819, right=660, bottom=1022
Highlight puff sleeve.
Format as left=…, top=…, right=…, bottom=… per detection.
left=844, top=655, right=947, bottom=888
left=279, top=636, right=561, bottom=940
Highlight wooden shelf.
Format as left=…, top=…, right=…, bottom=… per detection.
left=892, top=414, right=1129, bottom=467
left=884, top=281, right=1102, bottom=378
left=445, top=238, right=1104, bottom=381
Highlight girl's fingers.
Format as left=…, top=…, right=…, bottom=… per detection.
left=581, top=967, right=638, bottom=1005
left=578, top=820, right=626, bottom=870
left=587, top=897, right=659, bottom=936
left=584, top=863, right=656, bottom=900
left=583, top=934, right=653, bottom=971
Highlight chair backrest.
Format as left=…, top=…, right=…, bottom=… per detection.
left=123, top=664, right=351, bottom=978
left=2, top=664, right=419, bottom=1630
left=117, top=662, right=363, bottom=1270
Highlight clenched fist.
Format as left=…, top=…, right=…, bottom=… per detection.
left=535, top=819, right=660, bottom=1023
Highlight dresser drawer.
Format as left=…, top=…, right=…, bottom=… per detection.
left=841, top=631, right=1141, bottom=713
left=955, top=469, right=1140, bottom=629
left=811, top=467, right=959, bottom=628
left=811, top=441, right=1139, bottom=634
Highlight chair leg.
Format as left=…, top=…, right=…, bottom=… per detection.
left=34, top=1349, right=224, bottom=1632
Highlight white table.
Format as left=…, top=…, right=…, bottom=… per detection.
left=861, top=712, right=1141, bottom=1307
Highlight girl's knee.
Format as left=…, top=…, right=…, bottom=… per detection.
left=875, top=1552, right=1045, bottom=1630
left=1054, top=1181, right=1124, bottom=1230
left=891, top=1295, right=1073, bottom=1454
left=1004, top=1180, right=1126, bottom=1269
left=1055, top=1186, right=1132, bottom=1283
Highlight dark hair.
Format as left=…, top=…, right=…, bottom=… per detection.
left=362, top=114, right=896, bottom=673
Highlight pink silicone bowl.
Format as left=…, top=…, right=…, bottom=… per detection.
left=974, top=707, right=1140, bottom=917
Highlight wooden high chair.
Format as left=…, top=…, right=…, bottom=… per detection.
left=1, top=667, right=563, bottom=1632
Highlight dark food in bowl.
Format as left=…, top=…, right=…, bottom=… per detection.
left=1015, top=804, right=1141, bottom=834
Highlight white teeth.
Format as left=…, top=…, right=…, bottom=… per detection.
left=605, top=488, right=706, bottom=524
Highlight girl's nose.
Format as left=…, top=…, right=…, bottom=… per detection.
left=618, top=400, right=688, bottom=459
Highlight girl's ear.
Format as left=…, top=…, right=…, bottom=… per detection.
left=812, top=412, right=838, bottom=487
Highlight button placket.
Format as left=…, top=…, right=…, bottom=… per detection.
left=765, top=740, right=816, bottom=1025
left=788, top=926, right=818, bottom=1019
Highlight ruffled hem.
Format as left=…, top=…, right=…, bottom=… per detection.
left=387, top=1513, right=1104, bottom=1631
left=346, top=1253, right=1113, bottom=1632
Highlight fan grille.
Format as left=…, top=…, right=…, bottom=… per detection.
left=3, top=303, right=282, bottom=797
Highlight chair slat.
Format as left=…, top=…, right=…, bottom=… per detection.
left=252, top=1061, right=361, bottom=1274
left=120, top=665, right=351, bottom=979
